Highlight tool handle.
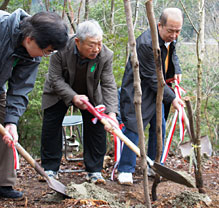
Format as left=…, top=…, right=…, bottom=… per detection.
left=100, top=117, right=141, bottom=157
left=182, top=108, right=192, bottom=139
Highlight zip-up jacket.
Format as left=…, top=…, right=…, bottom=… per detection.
left=0, top=9, right=40, bottom=124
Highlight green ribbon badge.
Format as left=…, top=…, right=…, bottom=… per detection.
left=13, top=58, right=20, bottom=68
left=90, top=63, right=96, bottom=72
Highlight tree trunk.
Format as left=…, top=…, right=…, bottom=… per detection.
left=145, top=0, right=165, bottom=201
left=110, top=0, right=115, bottom=34
left=77, top=0, right=83, bottom=24
left=84, top=0, right=89, bottom=20
left=67, top=0, right=76, bottom=33
left=44, top=0, right=49, bottom=11
left=195, top=0, right=205, bottom=193
left=133, top=0, right=139, bottom=30
left=62, top=0, right=67, bottom=19
left=180, top=0, right=206, bottom=194
left=123, top=0, right=151, bottom=207
left=0, top=0, right=10, bottom=10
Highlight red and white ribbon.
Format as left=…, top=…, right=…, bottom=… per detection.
left=12, top=143, right=19, bottom=169
left=89, top=104, right=123, bottom=180
left=5, top=131, right=20, bottom=170
left=111, top=131, right=123, bottom=180
left=161, top=79, right=186, bottom=164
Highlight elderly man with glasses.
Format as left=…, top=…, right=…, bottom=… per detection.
left=40, top=20, right=118, bottom=184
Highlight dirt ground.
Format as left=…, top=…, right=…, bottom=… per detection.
left=0, top=152, right=218, bottom=208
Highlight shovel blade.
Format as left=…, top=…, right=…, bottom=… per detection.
left=46, top=177, right=70, bottom=197
left=152, top=162, right=195, bottom=188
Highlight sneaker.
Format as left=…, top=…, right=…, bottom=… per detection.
left=147, top=167, right=156, bottom=177
left=86, top=172, right=106, bottom=184
left=45, top=170, right=59, bottom=179
left=118, top=172, right=133, bottom=185
left=0, top=186, right=23, bottom=199
left=38, top=170, right=59, bottom=182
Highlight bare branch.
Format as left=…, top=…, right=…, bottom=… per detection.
left=179, top=0, right=199, bottom=34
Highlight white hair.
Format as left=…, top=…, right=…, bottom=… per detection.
left=76, top=20, right=103, bottom=41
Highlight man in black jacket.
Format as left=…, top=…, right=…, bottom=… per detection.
left=0, top=8, right=68, bottom=199
left=118, top=8, right=184, bottom=185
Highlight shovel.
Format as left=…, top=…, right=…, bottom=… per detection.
left=81, top=99, right=195, bottom=188
left=0, top=124, right=69, bottom=197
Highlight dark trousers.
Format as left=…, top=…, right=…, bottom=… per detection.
left=41, top=100, right=106, bottom=172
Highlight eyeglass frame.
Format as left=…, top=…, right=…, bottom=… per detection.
left=42, top=49, right=58, bottom=57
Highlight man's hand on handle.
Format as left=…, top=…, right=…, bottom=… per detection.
left=72, top=95, right=89, bottom=110
left=174, top=74, right=182, bottom=83
left=2, top=123, right=18, bottom=147
left=105, top=112, right=119, bottom=133
left=172, top=97, right=185, bottom=111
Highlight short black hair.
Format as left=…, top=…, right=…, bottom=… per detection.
left=20, top=12, right=68, bottom=50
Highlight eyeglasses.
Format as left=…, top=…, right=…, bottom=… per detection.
left=42, top=49, right=58, bottom=57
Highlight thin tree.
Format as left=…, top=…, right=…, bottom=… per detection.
left=44, top=0, right=49, bottom=11
left=125, top=0, right=140, bottom=65
left=180, top=0, right=205, bottom=193
left=110, top=0, right=115, bottom=34
left=133, top=0, right=139, bottom=30
left=77, top=0, right=83, bottom=24
left=62, top=0, right=67, bottom=19
left=123, top=0, right=151, bottom=207
left=145, top=0, right=165, bottom=201
left=84, top=0, right=89, bottom=20
left=0, top=0, right=10, bottom=10
left=66, top=0, right=76, bottom=33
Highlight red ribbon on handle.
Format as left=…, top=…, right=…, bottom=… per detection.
left=5, top=131, right=19, bottom=170
left=81, top=99, right=104, bottom=121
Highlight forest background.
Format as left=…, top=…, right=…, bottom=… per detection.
left=0, top=0, right=218, bottom=157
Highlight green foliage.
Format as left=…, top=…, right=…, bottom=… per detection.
left=3, top=0, right=23, bottom=12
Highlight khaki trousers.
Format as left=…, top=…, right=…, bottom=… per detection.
left=0, top=93, right=16, bottom=186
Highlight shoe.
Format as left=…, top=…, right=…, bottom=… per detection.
left=38, top=170, right=59, bottom=182
left=0, top=186, right=23, bottom=199
left=147, top=167, right=156, bottom=177
left=45, top=170, right=59, bottom=179
left=86, top=172, right=106, bottom=184
left=118, top=172, right=133, bottom=185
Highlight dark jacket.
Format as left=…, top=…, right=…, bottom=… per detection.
left=0, top=9, right=40, bottom=125
left=42, top=36, right=118, bottom=114
left=120, top=29, right=181, bottom=133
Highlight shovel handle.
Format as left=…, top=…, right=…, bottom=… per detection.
left=101, top=117, right=141, bottom=157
